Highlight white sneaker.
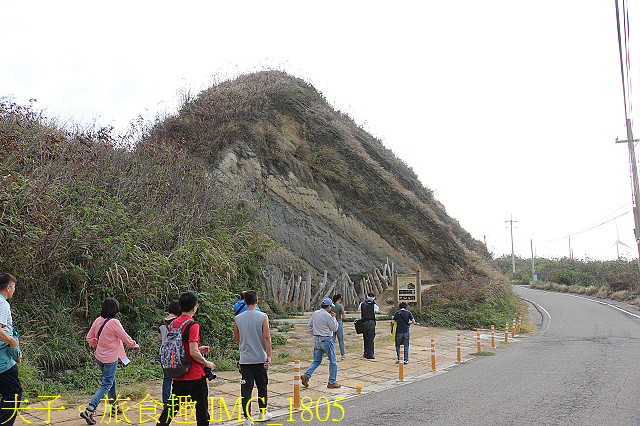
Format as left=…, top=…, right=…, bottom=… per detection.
left=244, top=418, right=254, bottom=426
left=258, top=411, right=273, bottom=421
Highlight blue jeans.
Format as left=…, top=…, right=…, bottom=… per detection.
left=305, top=336, right=338, bottom=384
left=0, top=365, right=22, bottom=426
left=162, top=372, right=172, bottom=406
left=332, top=322, right=345, bottom=356
left=395, top=331, right=410, bottom=362
left=89, top=359, right=118, bottom=410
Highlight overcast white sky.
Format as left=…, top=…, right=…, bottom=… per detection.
left=2, top=1, right=640, bottom=261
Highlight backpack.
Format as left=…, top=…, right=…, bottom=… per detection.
left=159, top=318, right=195, bottom=378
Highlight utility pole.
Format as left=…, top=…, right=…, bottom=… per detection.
left=615, top=130, right=640, bottom=275
left=506, top=215, right=517, bottom=282
left=615, top=0, right=640, bottom=276
left=530, top=239, right=536, bottom=283
left=568, top=235, right=573, bottom=259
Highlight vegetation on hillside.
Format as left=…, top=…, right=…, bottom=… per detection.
left=496, top=255, right=639, bottom=290
left=0, top=98, right=273, bottom=396
left=417, top=267, right=521, bottom=330
left=148, top=71, right=489, bottom=276
left=496, top=254, right=640, bottom=304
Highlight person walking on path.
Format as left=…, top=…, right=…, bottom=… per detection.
left=234, top=290, right=273, bottom=426
left=358, top=292, right=378, bottom=359
left=234, top=290, right=261, bottom=316
left=301, top=298, right=340, bottom=389
left=156, top=292, right=214, bottom=426
left=0, top=273, right=23, bottom=426
left=331, top=294, right=346, bottom=360
left=81, top=298, right=140, bottom=425
left=391, top=302, right=415, bottom=364
left=158, top=300, right=181, bottom=408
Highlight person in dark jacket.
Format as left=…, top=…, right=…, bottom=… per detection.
left=357, top=292, right=378, bottom=359
left=391, top=302, right=415, bottom=364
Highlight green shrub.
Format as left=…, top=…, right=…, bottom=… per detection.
left=271, top=334, right=287, bottom=347
left=0, top=98, right=273, bottom=397
left=416, top=277, right=520, bottom=330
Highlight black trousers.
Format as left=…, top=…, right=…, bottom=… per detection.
left=362, top=320, right=376, bottom=357
left=0, top=365, right=22, bottom=426
left=240, top=363, right=268, bottom=419
left=156, top=375, right=208, bottom=426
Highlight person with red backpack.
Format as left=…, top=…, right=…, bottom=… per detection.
left=156, top=292, right=214, bottom=426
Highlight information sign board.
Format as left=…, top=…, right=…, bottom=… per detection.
left=396, top=273, right=417, bottom=302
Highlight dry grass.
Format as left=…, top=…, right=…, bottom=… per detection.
left=530, top=281, right=640, bottom=306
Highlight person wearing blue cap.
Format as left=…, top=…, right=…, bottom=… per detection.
left=300, top=298, right=340, bottom=389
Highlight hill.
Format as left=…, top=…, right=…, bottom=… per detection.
left=0, top=73, right=514, bottom=398
left=148, top=71, right=495, bottom=285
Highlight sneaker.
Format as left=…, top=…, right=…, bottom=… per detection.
left=395, top=359, right=400, bottom=364
left=404, top=361, right=409, bottom=364
left=300, top=372, right=309, bottom=387
left=244, top=418, right=255, bottom=426
left=80, top=408, right=97, bottom=425
left=327, top=382, right=341, bottom=389
left=257, top=410, right=273, bottom=421
left=341, top=354, right=346, bottom=360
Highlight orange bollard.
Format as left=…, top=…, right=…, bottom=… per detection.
left=293, top=360, right=300, bottom=409
left=491, top=325, right=495, bottom=348
left=356, top=386, right=362, bottom=394
left=431, top=339, right=436, bottom=371
left=505, top=322, right=509, bottom=343
left=456, top=334, right=461, bottom=362
left=398, top=345, right=404, bottom=382
left=512, top=318, right=516, bottom=338
left=518, top=316, right=522, bottom=334
left=476, top=329, right=481, bottom=353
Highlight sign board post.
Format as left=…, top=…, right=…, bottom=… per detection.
left=395, top=272, right=420, bottom=309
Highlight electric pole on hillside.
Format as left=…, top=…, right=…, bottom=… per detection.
left=531, top=239, right=536, bottom=283
left=506, top=215, right=517, bottom=282
left=615, top=0, right=640, bottom=277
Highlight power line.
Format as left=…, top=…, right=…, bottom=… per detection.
left=535, top=209, right=632, bottom=244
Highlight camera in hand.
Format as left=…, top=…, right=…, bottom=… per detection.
left=204, top=367, right=216, bottom=380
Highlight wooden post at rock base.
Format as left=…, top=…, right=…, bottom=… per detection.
left=305, top=270, right=312, bottom=311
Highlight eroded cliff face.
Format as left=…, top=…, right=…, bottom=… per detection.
left=156, top=70, right=494, bottom=283
left=217, top=144, right=420, bottom=279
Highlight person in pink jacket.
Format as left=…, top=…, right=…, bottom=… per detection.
left=81, top=298, right=140, bottom=425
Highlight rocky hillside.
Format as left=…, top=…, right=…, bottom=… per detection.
left=148, top=71, right=495, bottom=284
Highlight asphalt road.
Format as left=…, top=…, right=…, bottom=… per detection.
left=283, top=285, right=640, bottom=425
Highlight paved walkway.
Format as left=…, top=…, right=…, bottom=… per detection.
left=14, top=315, right=526, bottom=425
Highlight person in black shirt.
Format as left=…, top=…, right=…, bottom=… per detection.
left=358, top=293, right=378, bottom=359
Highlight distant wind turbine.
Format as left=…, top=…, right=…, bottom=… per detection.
left=612, top=221, right=634, bottom=260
